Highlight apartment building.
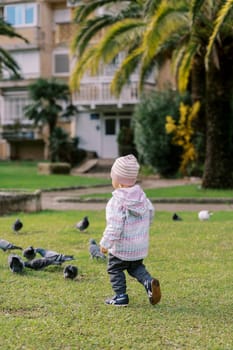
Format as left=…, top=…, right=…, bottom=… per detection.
left=0, top=0, right=159, bottom=160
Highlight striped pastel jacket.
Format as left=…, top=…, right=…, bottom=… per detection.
left=100, top=184, right=155, bottom=261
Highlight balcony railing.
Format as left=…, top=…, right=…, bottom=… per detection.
left=0, top=95, right=32, bottom=126
left=1, top=130, right=35, bottom=141
left=72, top=59, right=156, bottom=107
left=73, top=80, right=155, bottom=108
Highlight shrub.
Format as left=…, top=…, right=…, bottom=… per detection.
left=49, top=127, right=86, bottom=166
left=133, top=89, right=190, bottom=177
left=117, top=126, right=137, bottom=157
left=165, top=101, right=200, bottom=176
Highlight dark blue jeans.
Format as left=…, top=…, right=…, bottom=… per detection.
left=107, top=253, right=152, bottom=295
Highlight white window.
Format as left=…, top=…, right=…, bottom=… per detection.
left=54, top=9, right=70, bottom=24
left=53, top=52, right=70, bottom=76
left=2, top=50, right=40, bottom=79
left=15, top=51, right=40, bottom=78
left=4, top=3, right=37, bottom=27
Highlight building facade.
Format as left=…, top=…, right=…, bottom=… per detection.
left=0, top=0, right=159, bottom=160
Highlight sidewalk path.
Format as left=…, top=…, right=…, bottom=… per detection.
left=41, top=176, right=233, bottom=212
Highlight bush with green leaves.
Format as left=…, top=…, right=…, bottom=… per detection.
left=50, top=127, right=86, bottom=166
left=117, top=126, right=137, bottom=157
left=133, top=89, right=190, bottom=177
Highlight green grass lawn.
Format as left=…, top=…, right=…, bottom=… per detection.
left=0, top=210, right=232, bottom=349
left=145, top=185, right=233, bottom=198
left=0, top=161, right=110, bottom=191
left=79, top=184, right=233, bottom=200
left=1, top=161, right=233, bottom=200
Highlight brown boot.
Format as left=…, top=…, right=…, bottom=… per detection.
left=144, top=278, right=161, bottom=305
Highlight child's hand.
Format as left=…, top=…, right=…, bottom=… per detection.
left=100, top=246, right=108, bottom=254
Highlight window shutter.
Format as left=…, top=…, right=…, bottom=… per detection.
left=54, top=53, right=69, bottom=75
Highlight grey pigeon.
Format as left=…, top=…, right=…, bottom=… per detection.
left=172, top=213, right=182, bottom=221
left=23, top=246, right=37, bottom=260
left=63, top=265, right=78, bottom=279
left=35, top=247, right=75, bottom=264
left=0, top=239, right=22, bottom=252
left=8, top=254, right=24, bottom=273
left=89, top=239, right=106, bottom=261
left=24, top=257, right=61, bottom=270
left=76, top=216, right=89, bottom=231
left=12, top=218, right=23, bottom=233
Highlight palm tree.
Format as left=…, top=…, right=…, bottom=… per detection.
left=205, top=0, right=233, bottom=64
left=0, top=17, right=28, bottom=77
left=71, top=0, right=233, bottom=188
left=70, top=0, right=145, bottom=91
left=198, top=0, right=233, bottom=188
left=24, top=78, right=78, bottom=161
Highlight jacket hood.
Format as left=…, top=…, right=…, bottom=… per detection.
left=112, top=185, right=149, bottom=216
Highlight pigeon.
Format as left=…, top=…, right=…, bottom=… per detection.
left=24, top=257, right=61, bottom=270
left=89, top=239, right=106, bottom=260
left=35, top=247, right=75, bottom=264
left=12, top=218, right=23, bottom=233
left=0, top=239, right=22, bottom=252
left=23, top=246, right=37, bottom=260
left=198, top=210, right=213, bottom=221
left=63, top=265, right=78, bottom=279
left=172, top=213, right=182, bottom=221
left=76, top=216, right=89, bottom=231
left=8, top=254, right=24, bottom=273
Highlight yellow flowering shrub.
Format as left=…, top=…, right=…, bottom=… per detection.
left=165, top=101, right=200, bottom=175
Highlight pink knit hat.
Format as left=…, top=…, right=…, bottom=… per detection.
left=111, top=154, right=140, bottom=186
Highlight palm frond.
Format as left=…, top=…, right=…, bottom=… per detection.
left=0, top=18, right=28, bottom=77
left=73, top=0, right=127, bottom=22
left=0, top=47, right=21, bottom=77
left=144, top=0, right=163, bottom=17
left=171, top=45, right=186, bottom=79
left=95, top=18, right=144, bottom=63
left=74, top=0, right=112, bottom=22
left=138, top=54, right=157, bottom=91
left=120, top=1, right=143, bottom=19
left=72, top=1, right=143, bottom=57
left=142, top=2, right=189, bottom=59
left=205, top=0, right=233, bottom=69
left=71, top=15, right=114, bottom=56
left=0, top=18, right=28, bottom=43
left=178, top=41, right=198, bottom=92
left=23, top=101, right=44, bottom=124
left=70, top=47, right=98, bottom=91
left=191, top=0, right=205, bottom=23
left=111, top=47, right=143, bottom=96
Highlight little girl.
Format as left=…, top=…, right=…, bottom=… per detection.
left=100, top=154, right=161, bottom=306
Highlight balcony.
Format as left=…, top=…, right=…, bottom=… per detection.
left=0, top=122, right=43, bottom=141
left=72, top=74, right=156, bottom=108
left=0, top=95, right=32, bottom=126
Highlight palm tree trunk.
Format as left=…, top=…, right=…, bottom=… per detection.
left=48, top=116, right=57, bottom=162
left=202, top=61, right=233, bottom=188
left=191, top=56, right=206, bottom=106
left=191, top=55, right=206, bottom=165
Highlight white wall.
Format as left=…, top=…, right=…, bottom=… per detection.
left=76, top=111, right=101, bottom=156
left=76, top=111, right=132, bottom=158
